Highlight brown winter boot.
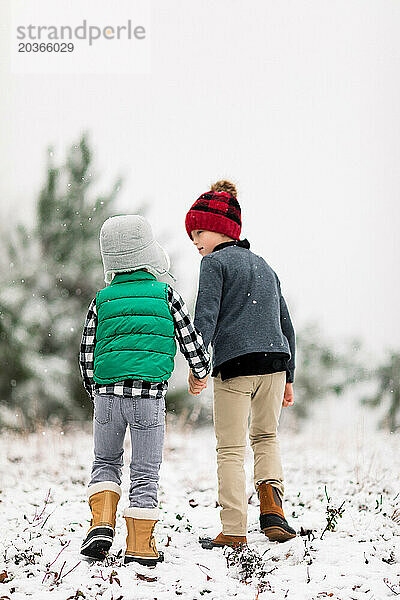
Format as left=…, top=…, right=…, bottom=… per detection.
left=199, top=532, right=247, bottom=549
left=124, top=509, right=164, bottom=567
left=80, top=482, right=121, bottom=560
left=258, top=482, right=296, bottom=542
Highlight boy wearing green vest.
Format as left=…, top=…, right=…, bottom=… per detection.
left=79, top=215, right=210, bottom=566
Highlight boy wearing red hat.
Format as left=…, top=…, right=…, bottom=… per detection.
left=185, top=181, right=296, bottom=548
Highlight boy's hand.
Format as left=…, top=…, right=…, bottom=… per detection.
left=188, top=371, right=208, bottom=395
left=282, top=382, right=294, bottom=407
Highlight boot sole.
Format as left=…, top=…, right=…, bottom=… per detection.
left=262, top=527, right=296, bottom=542
left=124, top=551, right=164, bottom=567
left=199, top=537, right=247, bottom=550
left=81, top=526, right=114, bottom=560
left=80, top=538, right=112, bottom=560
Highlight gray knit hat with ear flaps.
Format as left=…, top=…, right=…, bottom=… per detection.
left=100, top=215, right=173, bottom=284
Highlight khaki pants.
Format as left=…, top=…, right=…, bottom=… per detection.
left=213, top=372, right=286, bottom=535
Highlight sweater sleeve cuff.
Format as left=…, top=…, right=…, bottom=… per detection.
left=286, top=371, right=294, bottom=384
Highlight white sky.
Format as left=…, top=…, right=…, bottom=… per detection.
left=1, top=0, right=399, bottom=356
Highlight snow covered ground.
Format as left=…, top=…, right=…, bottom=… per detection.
left=0, top=396, right=399, bottom=600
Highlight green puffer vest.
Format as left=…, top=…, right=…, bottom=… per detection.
left=93, top=271, right=176, bottom=384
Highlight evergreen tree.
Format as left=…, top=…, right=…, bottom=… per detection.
left=0, top=136, right=122, bottom=429
left=294, top=323, right=367, bottom=417
left=361, top=352, right=400, bottom=432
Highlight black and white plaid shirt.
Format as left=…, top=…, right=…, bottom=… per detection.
left=79, top=286, right=210, bottom=400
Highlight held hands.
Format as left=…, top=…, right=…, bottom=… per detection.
left=188, top=371, right=209, bottom=396
left=282, top=382, right=294, bottom=407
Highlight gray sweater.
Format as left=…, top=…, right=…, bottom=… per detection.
left=194, top=244, right=295, bottom=383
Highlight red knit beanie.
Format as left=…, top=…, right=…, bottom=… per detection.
left=185, top=180, right=242, bottom=240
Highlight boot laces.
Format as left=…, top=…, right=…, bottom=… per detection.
left=149, top=523, right=156, bottom=551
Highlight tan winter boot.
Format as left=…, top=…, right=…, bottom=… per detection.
left=80, top=481, right=121, bottom=560
left=258, top=482, right=296, bottom=542
left=199, top=531, right=247, bottom=549
left=123, top=507, right=164, bottom=567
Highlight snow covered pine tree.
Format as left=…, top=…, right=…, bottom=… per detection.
left=0, top=136, right=122, bottom=428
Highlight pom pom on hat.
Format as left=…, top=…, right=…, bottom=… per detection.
left=210, top=180, right=237, bottom=198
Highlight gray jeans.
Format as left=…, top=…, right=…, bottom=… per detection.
left=89, top=394, right=165, bottom=508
